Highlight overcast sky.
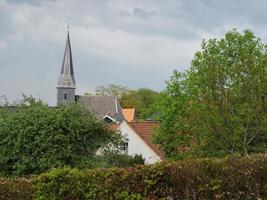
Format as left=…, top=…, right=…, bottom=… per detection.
left=1, top=0, right=267, bottom=105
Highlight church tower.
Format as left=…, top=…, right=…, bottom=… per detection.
left=57, top=30, right=76, bottom=105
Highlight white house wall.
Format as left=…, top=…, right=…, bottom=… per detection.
left=119, top=121, right=161, bottom=164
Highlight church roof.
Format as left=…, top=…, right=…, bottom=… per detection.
left=57, top=32, right=75, bottom=88
left=79, top=96, right=125, bottom=122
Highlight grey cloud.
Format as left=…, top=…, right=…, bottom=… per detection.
left=0, top=11, right=12, bottom=38
left=1, top=0, right=267, bottom=105
left=6, top=0, right=57, bottom=6
left=132, top=7, right=157, bottom=18
left=156, top=0, right=267, bottom=31
left=119, top=7, right=156, bottom=18
left=7, top=0, right=42, bottom=6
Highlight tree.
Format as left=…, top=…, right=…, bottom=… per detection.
left=0, top=97, right=117, bottom=176
left=87, top=84, right=160, bottom=119
left=152, top=30, right=267, bottom=159
left=0, top=95, right=8, bottom=106
left=95, top=84, right=130, bottom=98
left=120, top=88, right=160, bottom=119
left=87, top=152, right=144, bottom=168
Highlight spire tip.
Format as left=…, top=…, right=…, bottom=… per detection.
left=67, top=24, right=70, bottom=34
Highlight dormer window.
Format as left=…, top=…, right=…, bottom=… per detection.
left=103, top=115, right=118, bottom=124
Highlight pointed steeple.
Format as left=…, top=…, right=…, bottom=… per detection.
left=56, top=28, right=76, bottom=106
left=57, top=30, right=75, bottom=89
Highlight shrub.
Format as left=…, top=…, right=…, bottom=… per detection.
left=0, top=97, right=117, bottom=176
left=103, top=153, right=145, bottom=168
left=34, top=154, right=267, bottom=200
left=0, top=178, right=33, bottom=200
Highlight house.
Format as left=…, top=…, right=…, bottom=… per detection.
left=122, top=108, right=136, bottom=122
left=56, top=31, right=163, bottom=164
left=119, top=121, right=164, bottom=164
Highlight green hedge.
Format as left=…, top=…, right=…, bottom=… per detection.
left=0, top=178, right=32, bottom=200
left=0, top=155, right=266, bottom=199
left=33, top=154, right=267, bottom=200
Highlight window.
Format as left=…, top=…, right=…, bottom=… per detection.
left=103, top=115, right=117, bottom=124
left=64, top=93, right=67, bottom=100
left=119, top=141, right=128, bottom=152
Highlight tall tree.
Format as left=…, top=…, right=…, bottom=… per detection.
left=95, top=84, right=130, bottom=98
left=152, top=30, right=267, bottom=159
left=0, top=97, right=117, bottom=176
left=120, top=88, right=160, bottom=119
left=87, top=84, right=160, bottom=119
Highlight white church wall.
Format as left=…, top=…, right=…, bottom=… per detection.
left=119, top=121, right=161, bottom=164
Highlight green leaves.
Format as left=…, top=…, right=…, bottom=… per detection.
left=33, top=154, right=267, bottom=200
left=152, top=29, right=267, bottom=159
left=120, top=88, right=160, bottom=119
left=0, top=97, right=116, bottom=176
left=86, top=84, right=160, bottom=119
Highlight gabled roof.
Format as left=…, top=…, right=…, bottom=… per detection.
left=122, top=108, right=136, bottom=122
left=57, top=32, right=75, bottom=89
left=79, top=96, right=125, bottom=122
left=128, top=121, right=165, bottom=159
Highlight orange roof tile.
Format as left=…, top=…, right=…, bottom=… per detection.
left=122, top=108, right=136, bottom=122
left=128, top=121, right=165, bottom=159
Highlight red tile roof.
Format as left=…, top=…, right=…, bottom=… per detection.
left=128, top=121, right=165, bottom=159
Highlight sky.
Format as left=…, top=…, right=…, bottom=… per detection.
left=1, top=0, right=267, bottom=105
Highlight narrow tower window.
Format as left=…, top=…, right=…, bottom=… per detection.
left=64, top=93, right=67, bottom=100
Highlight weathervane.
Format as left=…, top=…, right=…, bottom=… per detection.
left=67, top=24, right=70, bottom=33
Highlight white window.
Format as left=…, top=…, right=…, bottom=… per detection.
left=119, top=141, right=128, bottom=152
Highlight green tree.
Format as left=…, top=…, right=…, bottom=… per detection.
left=120, top=88, right=160, bottom=119
left=88, top=152, right=144, bottom=168
left=0, top=97, right=117, bottom=176
left=0, top=95, right=8, bottom=106
left=87, top=84, right=160, bottom=119
left=95, top=84, right=130, bottom=98
left=152, top=30, right=267, bottom=159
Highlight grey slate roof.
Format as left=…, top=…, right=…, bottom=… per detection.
left=79, top=96, right=125, bottom=122
left=57, top=32, right=76, bottom=89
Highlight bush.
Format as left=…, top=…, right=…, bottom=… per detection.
left=0, top=97, right=117, bottom=176
left=34, top=154, right=267, bottom=200
left=74, top=152, right=145, bottom=169
left=0, top=178, right=32, bottom=200
left=102, top=153, right=145, bottom=168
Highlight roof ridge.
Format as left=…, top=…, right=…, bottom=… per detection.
left=82, top=95, right=119, bottom=98
left=128, top=121, right=157, bottom=124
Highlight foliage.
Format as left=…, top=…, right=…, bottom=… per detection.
left=84, top=153, right=144, bottom=169
left=120, top=88, right=160, bottom=119
left=87, top=84, right=160, bottom=119
left=0, top=97, right=117, bottom=177
left=102, top=152, right=145, bottom=168
left=94, top=84, right=130, bottom=98
left=0, top=178, right=33, bottom=200
left=151, top=30, right=267, bottom=158
left=33, top=154, right=267, bottom=200
left=0, top=95, right=8, bottom=106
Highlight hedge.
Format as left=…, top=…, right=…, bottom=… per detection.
left=0, top=154, right=266, bottom=200
left=0, top=178, right=32, bottom=200
left=34, top=154, right=267, bottom=200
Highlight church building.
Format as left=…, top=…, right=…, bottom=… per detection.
left=56, top=31, right=164, bottom=164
